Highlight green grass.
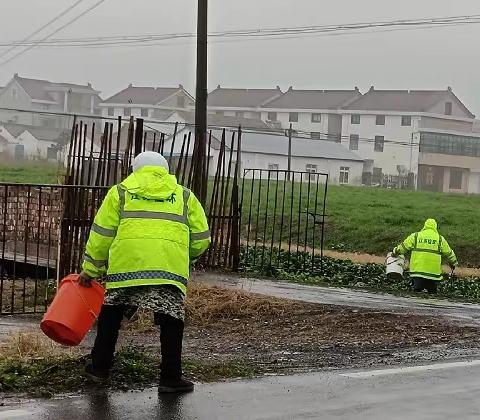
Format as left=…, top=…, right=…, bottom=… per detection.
left=325, top=185, right=480, bottom=266
left=233, top=179, right=480, bottom=267
left=0, top=347, right=260, bottom=397
left=0, top=162, right=59, bottom=184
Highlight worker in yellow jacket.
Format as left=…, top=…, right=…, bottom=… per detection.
left=393, top=218, right=458, bottom=294
left=80, top=151, right=210, bottom=393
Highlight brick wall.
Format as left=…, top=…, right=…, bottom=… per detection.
left=0, top=185, right=63, bottom=247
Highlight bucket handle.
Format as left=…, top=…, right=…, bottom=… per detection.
left=71, top=279, right=100, bottom=320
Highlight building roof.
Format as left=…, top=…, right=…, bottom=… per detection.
left=1, top=123, right=69, bottom=144
left=213, top=130, right=363, bottom=161
left=263, top=88, right=362, bottom=110
left=103, top=85, right=189, bottom=105
left=176, top=111, right=273, bottom=130
left=13, top=74, right=99, bottom=102
left=208, top=86, right=283, bottom=108
left=344, top=87, right=475, bottom=117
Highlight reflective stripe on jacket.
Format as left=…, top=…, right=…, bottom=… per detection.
left=394, top=219, right=458, bottom=281
left=82, top=166, right=211, bottom=294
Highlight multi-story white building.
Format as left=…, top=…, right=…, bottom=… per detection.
left=259, top=87, right=361, bottom=140
left=0, top=73, right=101, bottom=128
left=99, top=84, right=194, bottom=121
left=207, top=86, right=283, bottom=121
left=340, top=87, right=477, bottom=191
left=207, top=86, right=362, bottom=138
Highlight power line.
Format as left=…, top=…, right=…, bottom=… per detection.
left=0, top=0, right=108, bottom=67
left=0, top=0, right=86, bottom=60
left=0, top=13, right=479, bottom=49
left=3, top=106, right=477, bottom=150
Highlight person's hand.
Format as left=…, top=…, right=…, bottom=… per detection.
left=449, top=264, right=456, bottom=272
left=79, top=271, right=93, bottom=288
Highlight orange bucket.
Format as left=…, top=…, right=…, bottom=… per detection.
left=41, top=274, right=105, bottom=346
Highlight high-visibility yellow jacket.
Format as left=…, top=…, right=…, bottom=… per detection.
left=82, top=166, right=211, bottom=294
left=393, top=219, right=458, bottom=281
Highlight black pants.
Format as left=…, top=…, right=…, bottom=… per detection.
left=91, top=305, right=184, bottom=380
left=412, top=277, right=438, bottom=294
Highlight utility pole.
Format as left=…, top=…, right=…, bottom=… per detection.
left=193, top=0, right=208, bottom=205
left=287, top=123, right=292, bottom=181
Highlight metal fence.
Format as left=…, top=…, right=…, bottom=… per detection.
left=61, top=117, right=241, bottom=277
left=0, top=114, right=330, bottom=314
left=0, top=184, right=62, bottom=314
left=240, top=169, right=328, bottom=275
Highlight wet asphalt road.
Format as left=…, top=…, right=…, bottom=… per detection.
left=3, top=361, right=480, bottom=419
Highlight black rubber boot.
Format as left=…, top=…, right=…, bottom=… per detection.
left=158, top=377, right=194, bottom=394
left=85, top=360, right=109, bottom=384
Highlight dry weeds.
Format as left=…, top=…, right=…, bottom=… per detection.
left=0, top=330, right=78, bottom=361
left=124, top=282, right=295, bottom=332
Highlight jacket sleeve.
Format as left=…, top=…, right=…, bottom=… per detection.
left=82, top=186, right=121, bottom=278
left=393, top=233, right=416, bottom=255
left=187, top=192, right=211, bottom=263
left=440, top=236, right=458, bottom=267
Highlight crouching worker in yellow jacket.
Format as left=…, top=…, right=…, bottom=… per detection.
left=80, top=151, right=210, bottom=393
left=393, top=218, right=458, bottom=294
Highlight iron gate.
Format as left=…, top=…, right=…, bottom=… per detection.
left=240, top=169, right=328, bottom=275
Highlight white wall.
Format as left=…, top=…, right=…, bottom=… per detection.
left=240, top=152, right=363, bottom=185
left=428, top=98, right=472, bottom=119
left=468, top=172, right=480, bottom=194
left=13, top=131, right=60, bottom=160
left=341, top=113, right=420, bottom=176
left=0, top=80, right=35, bottom=125
left=260, top=111, right=331, bottom=138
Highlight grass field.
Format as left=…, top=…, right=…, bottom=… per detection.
left=0, top=162, right=59, bottom=184
left=324, top=185, right=480, bottom=265
left=236, top=179, right=480, bottom=267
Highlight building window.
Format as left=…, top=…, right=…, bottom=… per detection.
left=401, top=116, right=412, bottom=126
left=376, top=115, right=385, bottom=125
left=305, top=164, right=317, bottom=180
left=235, top=111, right=244, bottom=117
left=372, top=167, right=383, bottom=184
left=339, top=167, right=350, bottom=184
left=107, top=107, right=114, bottom=117
left=14, top=144, right=25, bottom=160
left=289, top=112, right=299, bottom=123
left=215, top=111, right=224, bottom=116
left=268, top=163, right=279, bottom=171
left=445, top=102, right=453, bottom=115
left=177, top=96, right=185, bottom=108
left=449, top=168, right=463, bottom=189
left=351, top=114, right=360, bottom=124
left=267, top=112, right=277, bottom=121
left=47, top=147, right=57, bottom=161
left=11, top=89, right=17, bottom=100
left=374, top=135, right=384, bottom=152
left=141, top=108, right=149, bottom=118
left=311, top=132, right=321, bottom=140
left=349, top=134, right=359, bottom=150
left=124, top=108, right=131, bottom=117
left=311, top=113, right=322, bottom=123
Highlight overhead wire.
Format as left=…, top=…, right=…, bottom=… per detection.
left=0, top=0, right=108, bottom=67
left=0, top=105, right=425, bottom=149
left=0, top=0, right=87, bottom=60
left=0, top=13, right=480, bottom=49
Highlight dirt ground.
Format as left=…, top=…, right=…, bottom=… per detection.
left=118, top=300, right=480, bottom=374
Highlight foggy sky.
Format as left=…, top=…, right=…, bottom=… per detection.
left=1, top=0, right=480, bottom=114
